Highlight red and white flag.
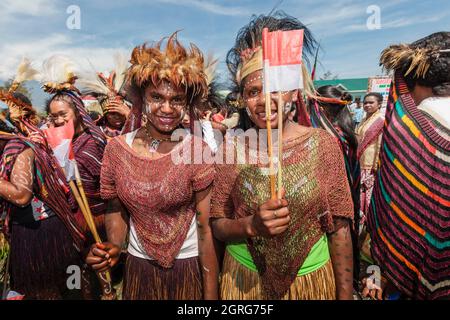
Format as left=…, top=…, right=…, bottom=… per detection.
left=43, top=120, right=76, bottom=181
left=262, top=28, right=304, bottom=93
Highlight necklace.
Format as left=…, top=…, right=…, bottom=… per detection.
left=145, top=126, right=172, bottom=153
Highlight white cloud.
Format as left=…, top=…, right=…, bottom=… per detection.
left=383, top=12, right=449, bottom=29
left=0, top=33, right=129, bottom=80
left=0, top=0, right=58, bottom=17
left=303, top=4, right=363, bottom=28
left=154, top=0, right=251, bottom=16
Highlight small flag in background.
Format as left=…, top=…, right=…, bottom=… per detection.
left=43, top=120, right=76, bottom=181
left=262, top=28, right=304, bottom=93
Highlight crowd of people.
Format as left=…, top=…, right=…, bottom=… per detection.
left=0, top=11, right=449, bottom=300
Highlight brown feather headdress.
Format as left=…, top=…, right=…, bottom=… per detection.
left=0, top=58, right=40, bottom=134
left=380, top=44, right=435, bottom=79
left=78, top=53, right=129, bottom=110
left=128, top=32, right=208, bottom=100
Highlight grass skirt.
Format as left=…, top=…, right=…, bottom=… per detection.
left=220, top=251, right=336, bottom=300
left=122, top=254, right=202, bottom=300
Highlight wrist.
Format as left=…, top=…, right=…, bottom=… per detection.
left=243, top=215, right=257, bottom=238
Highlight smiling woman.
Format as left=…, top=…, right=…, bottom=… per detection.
left=85, top=32, right=219, bottom=300
left=211, top=11, right=355, bottom=301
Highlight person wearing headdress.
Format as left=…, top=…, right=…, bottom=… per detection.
left=222, top=92, right=240, bottom=130
left=0, top=59, right=88, bottom=299
left=364, top=32, right=450, bottom=300
left=210, top=11, right=354, bottom=300
left=78, top=53, right=131, bottom=140
left=308, top=85, right=361, bottom=287
left=180, top=56, right=221, bottom=154
left=85, top=33, right=218, bottom=300
left=41, top=55, right=107, bottom=232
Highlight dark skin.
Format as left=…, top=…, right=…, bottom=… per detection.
left=85, top=80, right=219, bottom=299
left=410, top=84, right=434, bottom=106
left=0, top=148, right=35, bottom=207
left=211, top=70, right=354, bottom=300
left=363, top=96, right=381, bottom=117
left=103, top=99, right=129, bottom=130
left=327, top=218, right=354, bottom=300
left=0, top=99, right=84, bottom=210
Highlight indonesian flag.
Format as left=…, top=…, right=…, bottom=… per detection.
left=43, top=120, right=76, bottom=181
left=262, top=28, right=304, bottom=93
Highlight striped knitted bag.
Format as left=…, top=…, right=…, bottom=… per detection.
left=368, top=71, right=450, bottom=299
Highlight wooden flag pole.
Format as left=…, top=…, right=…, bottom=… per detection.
left=74, top=164, right=101, bottom=242
left=265, top=90, right=277, bottom=200
left=277, top=92, right=283, bottom=199
left=66, top=166, right=116, bottom=300
left=262, top=27, right=276, bottom=200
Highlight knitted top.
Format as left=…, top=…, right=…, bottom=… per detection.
left=100, top=134, right=215, bottom=268
left=368, top=72, right=450, bottom=299
left=211, top=127, right=354, bottom=299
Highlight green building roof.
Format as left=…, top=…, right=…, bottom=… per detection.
left=313, top=78, right=369, bottom=98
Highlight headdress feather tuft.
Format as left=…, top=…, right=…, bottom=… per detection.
left=0, top=58, right=40, bottom=134
left=380, top=44, right=433, bottom=79
left=128, top=31, right=208, bottom=100
left=9, top=57, right=39, bottom=93
left=40, top=55, right=79, bottom=94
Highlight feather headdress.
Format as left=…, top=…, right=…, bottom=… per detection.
left=78, top=52, right=129, bottom=103
left=0, top=58, right=40, bottom=133
left=204, top=53, right=218, bottom=87
left=128, top=32, right=208, bottom=100
left=8, top=58, right=39, bottom=93
left=380, top=44, right=437, bottom=79
left=194, top=53, right=224, bottom=113
left=40, top=55, right=79, bottom=94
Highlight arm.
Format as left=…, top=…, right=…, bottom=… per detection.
left=105, top=100, right=131, bottom=120
left=211, top=216, right=254, bottom=242
left=195, top=186, right=219, bottom=300
left=105, top=198, right=129, bottom=248
left=211, top=121, right=227, bottom=136
left=0, top=148, right=34, bottom=207
left=327, top=217, right=354, bottom=300
left=86, top=198, right=129, bottom=271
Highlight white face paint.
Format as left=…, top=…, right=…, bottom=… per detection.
left=142, top=81, right=188, bottom=133
left=283, top=102, right=293, bottom=115
left=178, top=109, right=187, bottom=122
left=246, top=106, right=253, bottom=120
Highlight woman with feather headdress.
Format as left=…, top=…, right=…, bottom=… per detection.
left=40, top=54, right=109, bottom=299
left=85, top=32, right=219, bottom=300
left=0, top=58, right=88, bottom=299
left=210, top=12, right=354, bottom=300
left=78, top=53, right=131, bottom=140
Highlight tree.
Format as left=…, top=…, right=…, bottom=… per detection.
left=0, top=79, right=32, bottom=100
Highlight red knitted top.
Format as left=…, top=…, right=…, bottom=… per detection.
left=101, top=134, right=215, bottom=268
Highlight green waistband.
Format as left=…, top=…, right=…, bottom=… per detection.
left=226, top=235, right=330, bottom=276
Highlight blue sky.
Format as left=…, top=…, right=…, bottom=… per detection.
left=0, top=0, right=449, bottom=110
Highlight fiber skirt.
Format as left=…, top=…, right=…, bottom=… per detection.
left=220, top=251, right=336, bottom=300
left=122, top=254, right=202, bottom=300
left=9, top=216, right=83, bottom=300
